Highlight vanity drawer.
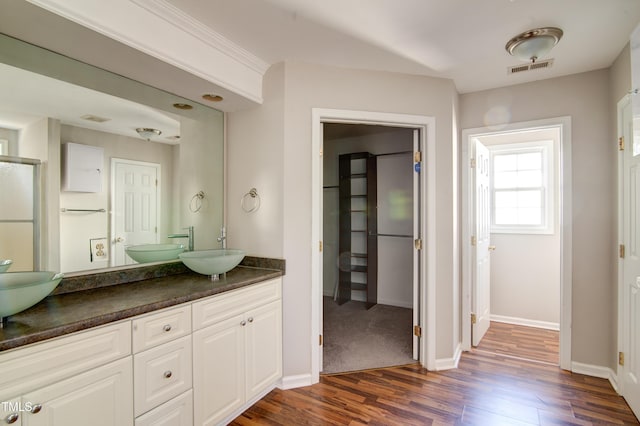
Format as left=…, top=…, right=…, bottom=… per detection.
left=192, top=278, right=282, bottom=330
left=135, top=389, right=193, bottom=426
left=132, top=304, right=191, bottom=353
left=134, top=335, right=192, bottom=417
left=0, top=321, right=131, bottom=401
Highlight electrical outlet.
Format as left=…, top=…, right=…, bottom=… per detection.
left=90, top=238, right=108, bottom=262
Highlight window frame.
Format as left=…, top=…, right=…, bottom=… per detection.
left=489, top=140, right=555, bottom=235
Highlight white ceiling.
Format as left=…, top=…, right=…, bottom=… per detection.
left=0, top=63, right=181, bottom=143
left=165, top=0, right=640, bottom=93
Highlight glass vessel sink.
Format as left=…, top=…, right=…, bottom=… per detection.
left=179, top=249, right=245, bottom=280
left=0, top=260, right=12, bottom=272
left=125, top=244, right=185, bottom=263
left=0, top=271, right=64, bottom=322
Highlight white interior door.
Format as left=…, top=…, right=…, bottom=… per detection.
left=112, top=159, right=160, bottom=266
left=472, top=140, right=491, bottom=346
left=621, top=97, right=640, bottom=416
left=412, top=129, right=421, bottom=360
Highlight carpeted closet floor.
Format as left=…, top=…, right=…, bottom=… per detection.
left=322, top=296, right=415, bottom=374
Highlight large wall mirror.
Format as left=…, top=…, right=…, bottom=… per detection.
left=0, top=33, right=224, bottom=274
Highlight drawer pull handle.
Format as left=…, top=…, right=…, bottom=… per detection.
left=163, top=324, right=172, bottom=332
left=240, top=320, right=247, bottom=326
left=164, top=370, right=173, bottom=379
left=248, top=317, right=254, bottom=323
left=5, top=414, right=18, bottom=424
left=31, top=404, right=42, bottom=414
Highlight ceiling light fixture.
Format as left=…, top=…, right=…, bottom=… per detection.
left=505, top=27, right=563, bottom=63
left=202, top=94, right=223, bottom=102
left=173, top=103, right=193, bottom=110
left=136, top=127, right=162, bottom=141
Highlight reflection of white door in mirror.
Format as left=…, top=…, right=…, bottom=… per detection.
left=112, top=159, right=160, bottom=266
left=0, top=139, right=7, bottom=155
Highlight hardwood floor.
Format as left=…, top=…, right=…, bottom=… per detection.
left=231, top=350, right=639, bottom=425
left=476, top=321, right=559, bottom=365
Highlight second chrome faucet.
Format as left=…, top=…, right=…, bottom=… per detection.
left=168, top=226, right=194, bottom=251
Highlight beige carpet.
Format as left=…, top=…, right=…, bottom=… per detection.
left=322, top=296, right=415, bottom=374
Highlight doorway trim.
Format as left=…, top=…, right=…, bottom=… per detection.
left=461, top=116, right=572, bottom=371
left=311, top=108, right=436, bottom=382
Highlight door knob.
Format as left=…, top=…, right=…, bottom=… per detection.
left=488, top=245, right=496, bottom=251
left=115, top=237, right=125, bottom=243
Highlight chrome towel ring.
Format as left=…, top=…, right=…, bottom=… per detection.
left=190, top=191, right=205, bottom=212
left=241, top=188, right=260, bottom=213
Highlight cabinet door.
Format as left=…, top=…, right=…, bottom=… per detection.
left=193, top=314, right=245, bottom=426
left=22, top=358, right=132, bottom=426
left=245, top=300, right=282, bottom=400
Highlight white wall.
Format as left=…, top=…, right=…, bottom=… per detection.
left=59, top=125, right=175, bottom=272
left=0, top=127, right=19, bottom=155
left=177, top=113, right=224, bottom=250
left=460, top=69, right=613, bottom=368
left=228, top=61, right=459, bottom=380
left=227, top=63, right=285, bottom=256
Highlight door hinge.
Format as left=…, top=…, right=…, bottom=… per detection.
left=319, top=334, right=323, bottom=346
left=414, top=151, right=422, bottom=162
left=619, top=351, right=625, bottom=366
left=620, top=244, right=626, bottom=259
left=414, top=238, right=422, bottom=250
left=471, top=313, right=477, bottom=324
left=319, top=241, right=323, bottom=252
left=470, top=158, right=476, bottom=168
left=413, top=325, right=422, bottom=337
left=155, top=179, right=158, bottom=186
left=619, top=136, right=625, bottom=151
left=471, top=236, right=477, bottom=246
left=320, top=148, right=323, bottom=157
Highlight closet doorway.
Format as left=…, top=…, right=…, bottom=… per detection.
left=321, top=123, right=417, bottom=374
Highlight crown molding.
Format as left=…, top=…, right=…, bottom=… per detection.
left=24, top=0, right=265, bottom=104
left=130, top=0, right=270, bottom=75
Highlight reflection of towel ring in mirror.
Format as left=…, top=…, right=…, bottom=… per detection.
left=241, top=188, right=260, bottom=213
left=190, top=191, right=205, bottom=213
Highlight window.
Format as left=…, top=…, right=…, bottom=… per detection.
left=490, top=140, right=554, bottom=234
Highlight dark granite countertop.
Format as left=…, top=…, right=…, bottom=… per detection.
left=0, top=266, right=283, bottom=352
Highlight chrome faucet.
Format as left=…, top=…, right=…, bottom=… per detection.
left=169, top=226, right=194, bottom=251
left=217, top=226, right=227, bottom=249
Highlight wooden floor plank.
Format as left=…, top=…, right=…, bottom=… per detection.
left=476, top=322, right=559, bottom=365
left=231, top=350, right=639, bottom=425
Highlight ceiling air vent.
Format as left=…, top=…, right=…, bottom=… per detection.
left=508, top=59, right=554, bottom=75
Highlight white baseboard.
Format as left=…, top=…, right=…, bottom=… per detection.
left=491, top=314, right=560, bottom=331
left=572, top=361, right=618, bottom=389
left=279, top=373, right=313, bottom=390
left=434, top=343, right=462, bottom=370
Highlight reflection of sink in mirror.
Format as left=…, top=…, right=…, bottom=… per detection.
left=125, top=244, right=185, bottom=264
left=0, top=271, right=64, bottom=322
left=179, top=249, right=245, bottom=280
left=0, top=260, right=12, bottom=273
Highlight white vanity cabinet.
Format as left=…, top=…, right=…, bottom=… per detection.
left=0, top=322, right=132, bottom=426
left=132, top=305, right=193, bottom=425
left=192, top=278, right=282, bottom=426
